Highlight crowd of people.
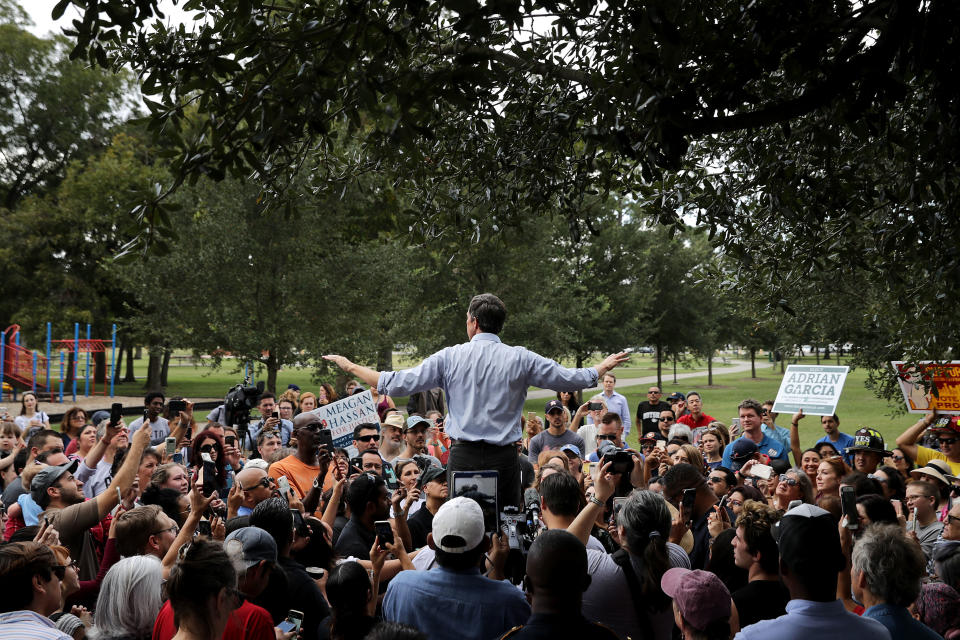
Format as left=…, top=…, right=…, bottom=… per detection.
left=1, top=294, right=959, bottom=640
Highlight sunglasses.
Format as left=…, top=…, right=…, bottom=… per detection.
left=356, top=434, right=379, bottom=442
left=596, top=434, right=618, bottom=441
left=199, top=444, right=218, bottom=453
left=939, top=438, right=958, bottom=446
left=658, top=417, right=674, bottom=422
left=778, top=474, right=798, bottom=486
left=707, top=476, right=725, bottom=484
left=890, top=455, right=905, bottom=462
left=242, top=477, right=272, bottom=491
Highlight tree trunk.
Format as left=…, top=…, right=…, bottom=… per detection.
left=377, top=345, right=393, bottom=372
left=144, top=347, right=163, bottom=392
left=750, top=347, right=756, bottom=378
left=265, top=351, right=278, bottom=395
left=780, top=350, right=785, bottom=373
left=656, top=343, right=663, bottom=389
left=66, top=350, right=77, bottom=394
left=815, top=345, right=820, bottom=364
left=673, top=352, right=677, bottom=384
left=134, top=345, right=142, bottom=360
left=124, top=345, right=136, bottom=382
left=707, top=350, right=713, bottom=386
left=823, top=344, right=831, bottom=359
left=113, top=337, right=124, bottom=383
left=93, top=351, right=106, bottom=384
left=160, top=347, right=172, bottom=387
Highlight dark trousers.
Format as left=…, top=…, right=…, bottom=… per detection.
left=447, top=440, right=521, bottom=509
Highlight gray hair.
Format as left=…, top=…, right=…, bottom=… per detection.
left=90, top=556, right=163, bottom=640
left=667, top=424, right=693, bottom=442
left=788, top=467, right=815, bottom=505
left=852, top=523, right=925, bottom=606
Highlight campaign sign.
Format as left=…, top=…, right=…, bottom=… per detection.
left=773, top=365, right=849, bottom=416
left=306, top=390, right=379, bottom=452
left=892, top=361, right=960, bottom=415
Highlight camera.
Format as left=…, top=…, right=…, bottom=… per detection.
left=223, top=378, right=264, bottom=447
left=498, top=488, right=546, bottom=584
left=597, top=440, right=634, bottom=475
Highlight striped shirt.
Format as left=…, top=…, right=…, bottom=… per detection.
left=0, top=610, right=73, bottom=639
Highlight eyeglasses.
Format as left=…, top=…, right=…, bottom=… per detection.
left=948, top=515, right=960, bottom=525
left=939, top=438, right=958, bottom=446
left=707, top=476, right=725, bottom=484
left=596, top=434, right=618, bottom=441
left=658, top=417, right=674, bottom=422
left=778, top=475, right=798, bottom=487
left=356, top=434, right=379, bottom=442
left=152, top=524, right=180, bottom=536
left=242, top=477, right=272, bottom=491
left=890, top=455, right=905, bottom=462
left=647, top=391, right=660, bottom=395
left=761, top=409, right=769, bottom=415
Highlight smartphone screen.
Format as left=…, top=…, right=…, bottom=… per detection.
left=317, top=429, right=333, bottom=449
left=280, top=610, right=303, bottom=634
left=840, top=486, right=859, bottom=530
left=656, top=440, right=667, bottom=450
left=110, top=402, right=123, bottom=426
left=451, top=471, right=499, bottom=533
left=165, top=437, right=177, bottom=455
left=224, top=435, right=236, bottom=447
left=201, top=456, right=217, bottom=497
left=681, top=488, right=697, bottom=520
left=277, top=476, right=291, bottom=501
left=374, top=520, right=395, bottom=546
left=172, top=453, right=183, bottom=464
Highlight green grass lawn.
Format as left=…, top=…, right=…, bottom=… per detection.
left=103, top=350, right=916, bottom=453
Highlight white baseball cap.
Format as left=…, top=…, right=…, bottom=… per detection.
left=431, top=497, right=485, bottom=553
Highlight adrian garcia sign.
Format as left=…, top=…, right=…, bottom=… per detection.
left=892, top=361, right=960, bottom=415
left=773, top=365, right=849, bottom=416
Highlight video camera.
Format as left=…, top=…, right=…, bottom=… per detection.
left=223, top=378, right=264, bottom=448
left=498, top=487, right=546, bottom=584
left=597, top=440, right=634, bottom=475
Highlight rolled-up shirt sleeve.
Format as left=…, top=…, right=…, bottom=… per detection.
left=523, top=350, right=599, bottom=390
left=379, top=352, right=445, bottom=397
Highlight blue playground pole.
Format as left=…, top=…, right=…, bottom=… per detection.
left=58, top=351, right=65, bottom=403
left=110, top=324, right=116, bottom=398
left=251, top=362, right=255, bottom=387
left=72, top=323, right=79, bottom=401
left=45, top=323, right=51, bottom=392
left=84, top=324, right=91, bottom=397
left=31, top=352, right=37, bottom=393
left=0, top=329, right=5, bottom=402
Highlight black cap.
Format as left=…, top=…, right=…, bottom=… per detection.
left=667, top=392, right=686, bottom=402
left=417, top=466, right=446, bottom=489
left=773, top=504, right=845, bottom=574
left=844, top=428, right=892, bottom=456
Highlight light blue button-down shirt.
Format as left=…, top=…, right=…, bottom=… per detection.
left=601, top=389, right=632, bottom=436
left=735, top=598, right=891, bottom=640
left=379, top=333, right=599, bottom=446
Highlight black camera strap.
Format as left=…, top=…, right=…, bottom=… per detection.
left=611, top=549, right=656, bottom=640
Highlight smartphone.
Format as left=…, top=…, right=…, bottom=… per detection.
left=681, top=487, right=697, bottom=521
left=165, top=437, right=177, bottom=455
left=588, top=402, right=603, bottom=411
left=582, top=461, right=591, bottom=476
left=172, top=452, right=183, bottom=464
left=730, top=418, right=742, bottom=437
left=840, top=485, right=859, bottom=530
left=317, top=428, right=334, bottom=449
left=383, top=463, right=400, bottom=490
left=451, top=470, right=499, bottom=534
left=612, top=497, right=628, bottom=522
left=527, top=411, right=536, bottom=423
left=656, top=440, right=667, bottom=450
left=201, top=453, right=217, bottom=497
left=278, top=610, right=303, bottom=634
left=277, top=476, right=291, bottom=500
left=110, top=402, right=123, bottom=426
left=196, top=519, right=212, bottom=536
left=273, top=410, right=280, bottom=421
left=224, top=434, right=236, bottom=447
left=717, top=494, right=728, bottom=511
left=913, top=507, right=919, bottom=531
left=751, top=463, right=774, bottom=480
left=374, top=519, right=395, bottom=546
left=291, top=509, right=308, bottom=536
left=168, top=399, right=186, bottom=417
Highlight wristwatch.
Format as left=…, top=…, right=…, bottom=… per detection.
left=588, top=495, right=603, bottom=507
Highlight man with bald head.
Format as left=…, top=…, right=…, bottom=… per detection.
left=233, top=467, right=277, bottom=517
left=499, top=530, right=617, bottom=639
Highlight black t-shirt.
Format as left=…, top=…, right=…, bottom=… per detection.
left=731, top=579, right=790, bottom=627
left=636, top=401, right=671, bottom=435
left=407, top=505, right=434, bottom=549
left=334, top=517, right=376, bottom=560
left=278, top=556, right=331, bottom=640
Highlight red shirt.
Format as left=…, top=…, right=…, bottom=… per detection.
left=677, top=413, right=715, bottom=430
left=152, top=599, right=275, bottom=640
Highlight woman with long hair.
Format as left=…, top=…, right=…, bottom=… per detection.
left=68, top=424, right=98, bottom=462
left=15, top=391, right=50, bottom=433
left=150, top=463, right=190, bottom=494
left=797, top=448, right=822, bottom=489
left=815, top=456, right=849, bottom=503
left=672, top=444, right=707, bottom=477
left=556, top=390, right=580, bottom=417
left=166, top=539, right=241, bottom=640
left=699, top=430, right=724, bottom=470
left=318, top=383, right=339, bottom=407
left=319, top=561, right=378, bottom=640
left=299, top=392, right=318, bottom=413
left=189, top=429, right=228, bottom=497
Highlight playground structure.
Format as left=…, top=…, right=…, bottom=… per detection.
left=1, top=323, right=118, bottom=402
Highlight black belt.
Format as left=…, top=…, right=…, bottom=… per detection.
left=451, top=439, right=515, bottom=449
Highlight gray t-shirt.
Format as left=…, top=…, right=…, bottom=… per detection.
left=582, top=543, right=690, bottom=640
left=527, top=429, right=586, bottom=462
left=128, top=416, right=170, bottom=446
left=915, top=520, right=945, bottom=559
